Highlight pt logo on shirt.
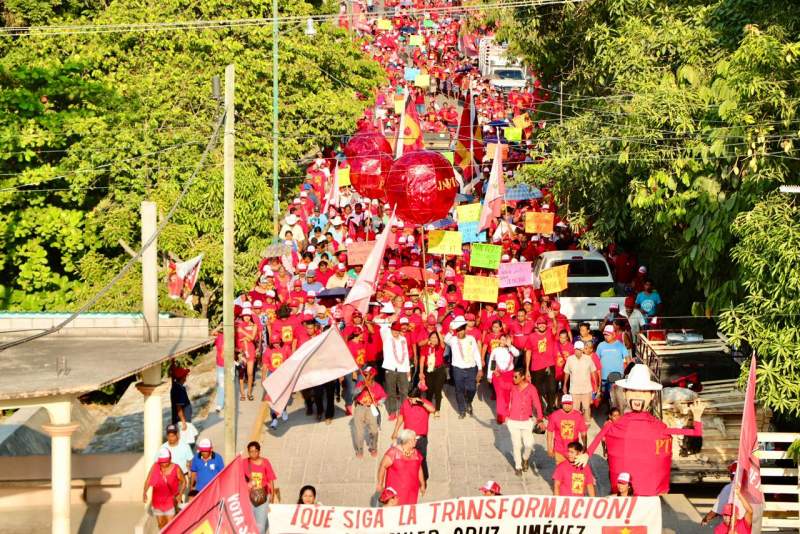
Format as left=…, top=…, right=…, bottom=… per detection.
left=560, top=420, right=575, bottom=441
left=537, top=339, right=547, bottom=354
left=654, top=437, right=672, bottom=456
left=281, top=326, right=294, bottom=343
left=570, top=472, right=585, bottom=495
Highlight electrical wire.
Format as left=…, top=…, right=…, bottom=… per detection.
left=0, top=110, right=225, bottom=351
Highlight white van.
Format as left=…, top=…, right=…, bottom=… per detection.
left=531, top=250, right=627, bottom=329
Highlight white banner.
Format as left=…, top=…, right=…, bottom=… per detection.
left=269, top=495, right=662, bottom=534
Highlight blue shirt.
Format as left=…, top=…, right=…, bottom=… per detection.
left=635, top=290, right=662, bottom=317
left=190, top=452, right=225, bottom=492
left=596, top=340, right=629, bottom=380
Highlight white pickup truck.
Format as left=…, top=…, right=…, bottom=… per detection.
left=531, top=250, right=627, bottom=329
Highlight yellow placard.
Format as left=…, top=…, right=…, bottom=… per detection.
left=486, top=143, right=510, bottom=160
left=409, top=35, right=423, bottom=46
left=455, top=203, right=481, bottom=222
left=525, top=211, right=555, bottom=234
left=377, top=19, right=392, bottom=30
left=414, top=74, right=430, bottom=88
left=337, top=167, right=351, bottom=187
left=540, top=265, right=569, bottom=295
left=442, top=151, right=454, bottom=164
left=504, top=127, right=522, bottom=142
left=426, top=230, right=462, bottom=256
left=394, top=97, right=405, bottom=115
left=463, top=275, right=499, bottom=303
left=513, top=113, right=532, bottom=129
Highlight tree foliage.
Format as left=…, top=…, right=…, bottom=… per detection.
left=500, top=0, right=800, bottom=414
left=0, top=0, right=384, bottom=316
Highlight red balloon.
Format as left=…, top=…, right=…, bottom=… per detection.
left=385, top=150, right=458, bottom=225
left=344, top=130, right=393, bottom=200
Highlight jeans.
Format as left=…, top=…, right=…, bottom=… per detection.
left=252, top=500, right=268, bottom=534
left=216, top=366, right=225, bottom=408
left=452, top=366, right=478, bottom=414
left=384, top=370, right=409, bottom=415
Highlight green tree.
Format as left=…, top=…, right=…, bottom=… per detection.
left=0, top=0, right=384, bottom=317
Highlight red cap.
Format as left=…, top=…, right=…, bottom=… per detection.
left=624, top=295, right=635, bottom=308
left=551, top=301, right=561, bottom=311
left=391, top=321, right=403, bottom=332
left=426, top=315, right=438, bottom=325
left=479, top=481, right=501, bottom=495
left=465, top=313, right=476, bottom=321
left=363, top=366, right=377, bottom=378
left=172, top=367, right=190, bottom=379
left=535, top=316, right=548, bottom=325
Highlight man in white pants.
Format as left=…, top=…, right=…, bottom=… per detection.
left=506, top=369, right=545, bottom=476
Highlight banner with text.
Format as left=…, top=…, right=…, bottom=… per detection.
left=525, top=212, right=555, bottom=234
left=463, top=274, right=499, bottom=303
left=540, top=264, right=569, bottom=294
left=346, top=241, right=375, bottom=265
left=456, top=203, right=482, bottom=223
left=469, top=243, right=503, bottom=270
left=269, top=495, right=662, bottom=533
left=458, top=221, right=486, bottom=244
left=427, top=230, right=463, bottom=256
left=499, top=261, right=533, bottom=288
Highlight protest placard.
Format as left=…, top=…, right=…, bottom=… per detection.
left=426, top=230, right=462, bottom=256
left=525, top=211, right=555, bottom=234
left=337, top=166, right=351, bottom=187
left=486, top=142, right=510, bottom=160
left=345, top=241, right=375, bottom=265
left=469, top=243, right=503, bottom=269
left=504, top=127, right=522, bottom=142
left=463, top=275, right=499, bottom=303
left=442, top=151, right=454, bottom=163
left=268, top=495, right=663, bottom=534
left=403, top=67, right=420, bottom=81
left=414, top=74, right=430, bottom=88
left=513, top=113, right=532, bottom=129
left=394, top=97, right=404, bottom=114
left=376, top=19, right=392, bottom=30
left=409, top=35, right=423, bottom=46
left=498, top=261, right=533, bottom=288
left=540, top=264, right=569, bottom=294
left=455, top=202, right=481, bottom=222
left=458, top=221, right=486, bottom=244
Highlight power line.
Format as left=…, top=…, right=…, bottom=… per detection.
left=0, top=111, right=225, bottom=351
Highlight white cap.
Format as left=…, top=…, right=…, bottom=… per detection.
left=497, top=302, right=507, bottom=310
left=300, top=191, right=308, bottom=197
left=399, top=317, right=409, bottom=324
left=331, top=216, right=343, bottom=225
left=380, top=302, right=395, bottom=314
left=449, top=316, right=467, bottom=330
left=603, top=325, right=615, bottom=334
left=197, top=438, right=213, bottom=451
left=158, top=448, right=172, bottom=462
left=265, top=290, right=276, bottom=298
left=610, top=303, right=620, bottom=310
left=561, top=394, right=573, bottom=404
left=252, top=299, right=264, bottom=308
left=638, top=266, right=647, bottom=274
left=307, top=245, right=316, bottom=252
left=285, top=214, right=299, bottom=225
left=617, top=472, right=631, bottom=484
left=501, top=254, right=510, bottom=261
left=306, top=291, right=316, bottom=298
left=573, top=340, right=585, bottom=350
left=426, top=279, right=436, bottom=286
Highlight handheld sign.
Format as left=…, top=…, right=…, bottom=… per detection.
left=427, top=230, right=462, bottom=256
left=499, top=262, right=533, bottom=288
left=540, top=264, right=569, bottom=294
left=469, top=243, right=503, bottom=269
left=463, top=275, right=499, bottom=303
left=455, top=203, right=481, bottom=222
left=458, top=221, right=486, bottom=244
left=346, top=241, right=375, bottom=265
left=525, top=211, right=555, bottom=234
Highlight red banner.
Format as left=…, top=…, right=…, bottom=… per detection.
left=162, top=455, right=259, bottom=534
left=731, top=354, right=764, bottom=522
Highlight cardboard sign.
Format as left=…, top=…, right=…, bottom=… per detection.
left=426, top=230, right=462, bottom=256
left=414, top=74, right=430, bottom=88
left=504, top=127, right=522, bottom=142
left=540, top=264, right=569, bottom=294
left=336, top=166, right=351, bottom=187
left=469, top=243, right=503, bottom=269
left=409, top=35, right=423, bottom=46
left=394, top=97, right=405, bottom=115
left=455, top=202, right=481, bottom=222
left=486, top=142, right=510, bottom=160
left=345, top=241, right=375, bottom=265
left=376, top=19, right=392, bottom=30
left=442, top=151, right=454, bottom=164
left=458, top=221, right=486, bottom=244
left=463, top=275, right=499, bottom=303
left=525, top=211, right=555, bottom=234
left=499, top=261, right=533, bottom=288
left=513, top=113, right=533, bottom=129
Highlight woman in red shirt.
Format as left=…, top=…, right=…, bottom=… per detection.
left=245, top=441, right=278, bottom=534
left=236, top=310, right=258, bottom=401
left=143, top=448, right=185, bottom=528
left=418, top=331, right=446, bottom=417
left=377, top=429, right=425, bottom=506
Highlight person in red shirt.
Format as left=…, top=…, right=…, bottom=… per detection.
left=552, top=441, right=596, bottom=496
left=509, top=309, right=534, bottom=350
left=555, top=330, right=573, bottom=386
left=546, top=394, right=588, bottom=465
left=391, top=388, right=435, bottom=481
left=506, top=369, right=544, bottom=476
left=353, top=366, right=387, bottom=458
left=418, top=330, right=446, bottom=416
left=524, top=316, right=558, bottom=413
left=235, top=309, right=258, bottom=401
left=244, top=441, right=277, bottom=530
left=714, top=490, right=754, bottom=534
left=495, top=302, right=512, bottom=331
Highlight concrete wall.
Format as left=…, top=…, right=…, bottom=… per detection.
left=0, top=314, right=208, bottom=340
left=0, top=453, right=148, bottom=508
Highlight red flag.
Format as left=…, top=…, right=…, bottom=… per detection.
left=730, top=354, right=764, bottom=521
left=454, top=93, right=484, bottom=179
left=395, top=93, right=424, bottom=157
left=478, top=145, right=505, bottom=233
left=263, top=327, right=357, bottom=414
left=162, top=455, right=259, bottom=534
left=167, top=254, right=204, bottom=308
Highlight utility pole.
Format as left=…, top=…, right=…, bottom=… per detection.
left=272, top=0, right=280, bottom=240
left=223, top=64, right=237, bottom=460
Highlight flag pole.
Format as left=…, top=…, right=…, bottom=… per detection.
left=419, top=225, right=430, bottom=317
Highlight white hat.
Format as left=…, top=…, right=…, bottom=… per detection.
left=307, top=245, right=316, bottom=252
left=197, top=438, right=213, bottom=451
left=399, top=317, right=409, bottom=324
left=306, top=291, right=316, bottom=298
left=497, top=302, right=507, bottom=310
left=403, top=301, right=413, bottom=309
left=380, top=302, right=395, bottom=314
left=331, top=216, right=343, bottom=225
left=292, top=199, right=301, bottom=204
left=157, top=448, right=172, bottom=463
left=603, top=325, right=615, bottom=334
left=398, top=236, right=407, bottom=243
left=300, top=191, right=308, bottom=197
left=241, top=308, right=253, bottom=316
left=345, top=237, right=354, bottom=244
left=384, top=203, right=391, bottom=209
left=519, top=255, right=527, bottom=261
left=561, top=394, right=573, bottom=404
left=531, top=235, right=540, bottom=241
left=556, top=221, right=568, bottom=228
left=397, top=221, right=404, bottom=228
left=265, top=290, right=276, bottom=298
left=260, top=265, right=273, bottom=275
left=501, top=254, right=510, bottom=261
left=610, top=303, right=620, bottom=310
left=252, top=299, right=264, bottom=308
left=285, top=214, right=299, bottom=225
left=449, top=316, right=467, bottom=330
left=638, top=266, right=647, bottom=274
left=617, top=472, right=632, bottom=484
left=573, top=340, right=585, bottom=350
left=615, top=364, right=663, bottom=391
left=426, top=279, right=436, bottom=286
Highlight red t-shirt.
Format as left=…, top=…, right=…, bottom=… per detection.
left=509, top=319, right=534, bottom=349
left=547, top=408, right=588, bottom=455
left=355, top=380, right=387, bottom=405
left=263, top=344, right=291, bottom=371
left=508, top=382, right=543, bottom=421
left=552, top=461, right=594, bottom=496
left=348, top=340, right=368, bottom=367
left=271, top=318, right=297, bottom=345
left=399, top=398, right=433, bottom=437
left=526, top=330, right=557, bottom=370
left=419, top=345, right=444, bottom=371
left=245, top=458, right=276, bottom=492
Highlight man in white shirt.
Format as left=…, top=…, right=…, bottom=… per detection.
left=158, top=424, right=193, bottom=475
left=444, top=316, right=483, bottom=418
left=562, top=340, right=598, bottom=424
left=380, top=320, right=411, bottom=421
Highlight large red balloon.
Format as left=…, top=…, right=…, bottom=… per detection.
left=344, top=130, right=393, bottom=200
left=385, top=150, right=458, bottom=225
